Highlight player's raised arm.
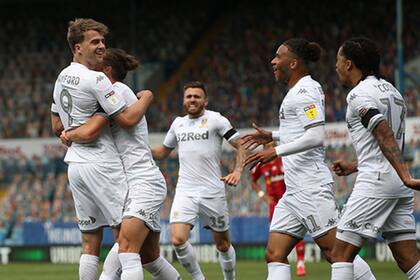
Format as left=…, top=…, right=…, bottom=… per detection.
left=62, top=114, right=109, bottom=144
left=372, top=119, right=420, bottom=190
left=112, top=90, right=154, bottom=129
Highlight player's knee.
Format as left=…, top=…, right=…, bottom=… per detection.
left=172, top=235, right=188, bottom=247
left=265, top=246, right=287, bottom=263
left=215, top=239, right=231, bottom=253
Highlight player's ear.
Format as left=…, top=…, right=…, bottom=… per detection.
left=290, top=58, right=298, bottom=70
left=345, top=59, right=353, bottom=71
left=74, top=43, right=82, bottom=54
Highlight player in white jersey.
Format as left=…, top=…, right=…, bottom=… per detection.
left=330, top=37, right=420, bottom=280
left=50, top=19, right=157, bottom=280
left=242, top=38, right=375, bottom=280
left=61, top=48, right=181, bottom=280
left=151, top=81, right=246, bottom=280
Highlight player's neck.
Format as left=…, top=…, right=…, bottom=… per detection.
left=188, top=109, right=205, bottom=119
left=287, top=72, right=309, bottom=89
left=73, top=56, right=96, bottom=71
left=349, top=71, right=363, bottom=88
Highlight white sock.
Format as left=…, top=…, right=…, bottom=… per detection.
left=119, top=252, right=143, bottom=280
left=407, top=261, right=420, bottom=280
left=331, top=262, right=353, bottom=280
left=174, top=242, right=205, bottom=280
left=99, top=243, right=122, bottom=280
left=217, top=245, right=236, bottom=280
left=267, top=262, right=291, bottom=280
left=79, top=254, right=99, bottom=280
left=143, top=256, right=181, bottom=280
left=353, top=255, right=376, bottom=280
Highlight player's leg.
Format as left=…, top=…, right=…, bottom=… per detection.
left=266, top=232, right=300, bottom=280
left=118, top=217, right=149, bottom=280
left=142, top=231, right=181, bottom=279
left=68, top=163, right=108, bottom=280
left=382, top=197, right=420, bottom=278
left=99, top=228, right=121, bottom=280
left=212, top=230, right=236, bottom=280
left=201, top=195, right=235, bottom=280
left=170, top=194, right=204, bottom=280
left=295, top=240, right=306, bottom=276
left=80, top=229, right=103, bottom=280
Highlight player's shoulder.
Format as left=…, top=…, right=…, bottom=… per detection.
left=291, top=75, right=322, bottom=97
left=113, top=81, right=134, bottom=95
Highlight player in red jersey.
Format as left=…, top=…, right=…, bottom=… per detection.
left=251, top=153, right=306, bottom=277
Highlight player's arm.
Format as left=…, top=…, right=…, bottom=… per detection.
left=331, top=160, right=358, bottom=176
left=221, top=130, right=246, bottom=186
left=112, top=90, right=153, bottom=129
left=62, top=114, right=109, bottom=143
left=241, top=123, right=274, bottom=150
left=372, top=119, right=420, bottom=190
left=244, top=125, right=324, bottom=167
left=151, top=146, right=174, bottom=160
left=51, top=113, right=64, bottom=137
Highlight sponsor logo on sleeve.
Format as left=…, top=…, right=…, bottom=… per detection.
left=105, top=90, right=120, bottom=105
left=358, top=107, right=369, bottom=117
left=303, top=103, right=318, bottom=120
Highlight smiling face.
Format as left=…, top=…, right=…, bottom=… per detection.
left=183, top=87, right=208, bottom=117
left=74, top=30, right=106, bottom=70
left=270, top=44, right=295, bottom=84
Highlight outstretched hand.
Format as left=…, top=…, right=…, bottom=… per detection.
left=241, top=123, right=273, bottom=150
left=244, top=146, right=277, bottom=169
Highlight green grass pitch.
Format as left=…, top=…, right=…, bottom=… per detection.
left=0, top=260, right=406, bottom=279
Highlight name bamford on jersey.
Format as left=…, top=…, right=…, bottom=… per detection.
left=176, top=131, right=209, bottom=142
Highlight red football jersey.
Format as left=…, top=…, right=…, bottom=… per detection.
left=251, top=156, right=286, bottom=198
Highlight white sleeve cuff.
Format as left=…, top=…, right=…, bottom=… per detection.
left=272, top=130, right=280, bottom=142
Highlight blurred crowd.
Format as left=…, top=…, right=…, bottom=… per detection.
left=2, top=140, right=420, bottom=244
left=0, top=1, right=419, bottom=137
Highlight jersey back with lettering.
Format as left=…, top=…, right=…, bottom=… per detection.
left=346, top=76, right=412, bottom=198
left=278, top=75, right=333, bottom=192
left=52, top=63, right=126, bottom=163
left=110, top=82, right=161, bottom=182
left=163, top=110, right=236, bottom=197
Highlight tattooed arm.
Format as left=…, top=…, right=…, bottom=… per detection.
left=373, top=119, right=420, bottom=190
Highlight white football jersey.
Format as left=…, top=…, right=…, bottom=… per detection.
left=52, top=62, right=126, bottom=163
left=163, top=110, right=239, bottom=197
left=278, top=75, right=333, bottom=193
left=346, top=76, right=412, bottom=198
left=110, top=82, right=161, bottom=183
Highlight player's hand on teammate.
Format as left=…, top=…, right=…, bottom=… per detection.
left=402, top=177, right=420, bottom=191
left=221, top=170, right=241, bottom=186
left=331, top=160, right=357, bottom=176
left=137, top=89, right=154, bottom=100
left=244, top=146, right=277, bottom=169
left=60, top=131, right=72, bottom=147
left=241, top=123, right=273, bottom=150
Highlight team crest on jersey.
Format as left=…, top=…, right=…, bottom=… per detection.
left=105, top=90, right=119, bottom=105
left=303, top=104, right=318, bottom=119
left=199, top=117, right=208, bottom=128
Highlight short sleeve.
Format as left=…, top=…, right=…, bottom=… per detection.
left=347, top=90, right=385, bottom=131
left=91, top=73, right=127, bottom=117
left=163, top=119, right=178, bottom=148
left=51, top=102, right=59, bottom=116
left=294, top=87, right=325, bottom=129
left=215, top=114, right=239, bottom=141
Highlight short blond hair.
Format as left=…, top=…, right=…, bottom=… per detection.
left=67, top=18, right=108, bottom=53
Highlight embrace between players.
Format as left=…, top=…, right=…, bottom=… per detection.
left=51, top=17, right=420, bottom=280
